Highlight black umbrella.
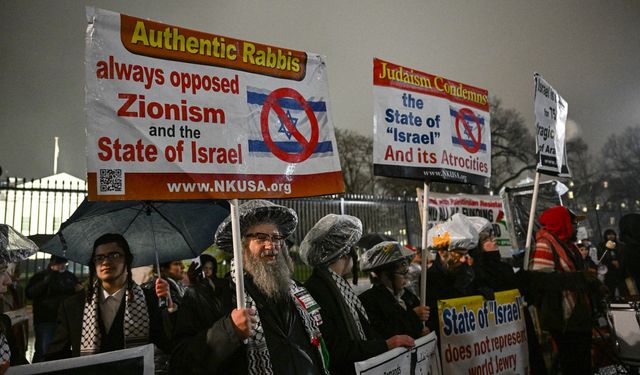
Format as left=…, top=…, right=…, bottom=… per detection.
left=42, top=199, right=230, bottom=267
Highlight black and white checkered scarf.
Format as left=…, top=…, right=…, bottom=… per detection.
left=80, top=281, right=150, bottom=356
left=230, top=260, right=328, bottom=375
left=328, top=268, right=369, bottom=340
left=0, top=333, right=10, bottom=362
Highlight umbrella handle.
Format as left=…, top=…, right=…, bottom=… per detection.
left=155, top=250, right=171, bottom=309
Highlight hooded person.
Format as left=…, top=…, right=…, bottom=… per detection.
left=597, top=228, right=626, bottom=298
left=424, top=213, right=480, bottom=334
left=358, top=241, right=429, bottom=340
left=171, top=200, right=328, bottom=375
left=301, top=214, right=414, bottom=375
left=527, top=206, right=600, bottom=375
left=619, top=214, right=640, bottom=296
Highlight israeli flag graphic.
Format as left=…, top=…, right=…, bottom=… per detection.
left=246, top=87, right=334, bottom=159
left=449, top=106, right=488, bottom=153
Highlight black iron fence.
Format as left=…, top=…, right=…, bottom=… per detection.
left=1, top=177, right=422, bottom=291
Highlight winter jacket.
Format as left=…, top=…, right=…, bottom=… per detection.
left=304, top=268, right=387, bottom=375
left=26, top=269, right=78, bottom=324
left=171, top=275, right=325, bottom=375
left=359, top=283, right=423, bottom=339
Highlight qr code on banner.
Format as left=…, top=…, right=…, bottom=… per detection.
left=98, top=168, right=125, bottom=195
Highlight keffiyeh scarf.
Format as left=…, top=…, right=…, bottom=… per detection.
left=80, top=282, right=150, bottom=355
left=230, top=260, right=329, bottom=375
left=0, top=333, right=10, bottom=362
left=328, top=268, right=369, bottom=340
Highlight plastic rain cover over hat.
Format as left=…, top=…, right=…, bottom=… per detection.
left=359, top=241, right=416, bottom=272
left=467, top=216, right=491, bottom=235
left=300, top=214, right=362, bottom=267
left=215, top=200, right=298, bottom=253
left=427, top=213, right=479, bottom=251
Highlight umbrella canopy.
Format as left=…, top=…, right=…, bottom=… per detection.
left=0, top=224, right=39, bottom=263
left=42, top=199, right=230, bottom=267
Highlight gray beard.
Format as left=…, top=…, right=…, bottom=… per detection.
left=244, top=250, right=291, bottom=300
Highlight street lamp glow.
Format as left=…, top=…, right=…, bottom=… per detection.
left=582, top=207, right=588, bottom=213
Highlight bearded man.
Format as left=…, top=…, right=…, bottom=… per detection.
left=171, top=200, right=328, bottom=375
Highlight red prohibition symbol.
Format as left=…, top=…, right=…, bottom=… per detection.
left=260, top=88, right=319, bottom=163
left=455, top=108, right=482, bottom=154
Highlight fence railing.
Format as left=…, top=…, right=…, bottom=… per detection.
left=1, top=177, right=421, bottom=290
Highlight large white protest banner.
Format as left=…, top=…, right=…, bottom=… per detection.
left=8, top=344, right=154, bottom=374
left=534, top=73, right=570, bottom=177
left=373, top=58, right=491, bottom=187
left=438, top=290, right=529, bottom=375
left=417, top=190, right=512, bottom=257
left=85, top=8, right=343, bottom=200
left=354, top=332, right=441, bottom=375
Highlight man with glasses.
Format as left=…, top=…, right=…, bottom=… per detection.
left=359, top=241, right=430, bottom=340
left=45, top=233, right=172, bottom=360
left=301, top=214, right=414, bottom=375
left=171, top=200, right=328, bottom=374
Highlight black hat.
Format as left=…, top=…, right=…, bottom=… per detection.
left=214, top=200, right=297, bottom=253
left=49, top=255, right=68, bottom=265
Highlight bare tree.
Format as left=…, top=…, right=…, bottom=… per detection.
left=490, top=97, right=537, bottom=192
left=601, top=126, right=640, bottom=200
left=334, top=128, right=375, bottom=194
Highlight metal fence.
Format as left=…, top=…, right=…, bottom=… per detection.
left=1, top=177, right=422, bottom=290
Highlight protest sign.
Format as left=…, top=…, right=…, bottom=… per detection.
left=373, top=58, right=491, bottom=188
left=85, top=8, right=343, bottom=200
left=417, top=190, right=512, bottom=257
left=438, top=290, right=529, bottom=375
left=8, top=344, right=153, bottom=374
left=534, top=73, right=570, bottom=177
left=354, top=331, right=441, bottom=375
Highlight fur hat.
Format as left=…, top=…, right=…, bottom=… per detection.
left=214, top=200, right=297, bottom=253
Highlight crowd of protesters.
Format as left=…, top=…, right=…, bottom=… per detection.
left=2, top=201, right=637, bottom=374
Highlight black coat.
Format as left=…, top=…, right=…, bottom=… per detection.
left=425, top=258, right=477, bottom=334
left=359, top=284, right=423, bottom=339
left=473, top=251, right=518, bottom=298
left=304, top=268, right=387, bottom=375
left=171, top=275, right=325, bottom=375
left=44, top=286, right=169, bottom=360
left=26, top=269, right=79, bottom=324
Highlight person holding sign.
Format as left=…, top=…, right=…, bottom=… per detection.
left=171, top=200, right=328, bottom=375
left=45, top=233, right=172, bottom=360
left=425, top=214, right=480, bottom=334
left=301, top=215, right=414, bottom=375
left=527, top=206, right=601, bottom=375
left=468, top=217, right=518, bottom=298
left=359, top=241, right=430, bottom=339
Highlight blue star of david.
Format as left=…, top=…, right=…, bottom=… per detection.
left=278, top=110, right=298, bottom=140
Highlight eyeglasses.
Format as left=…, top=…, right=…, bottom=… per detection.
left=245, top=232, right=286, bottom=244
left=93, top=252, right=124, bottom=264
